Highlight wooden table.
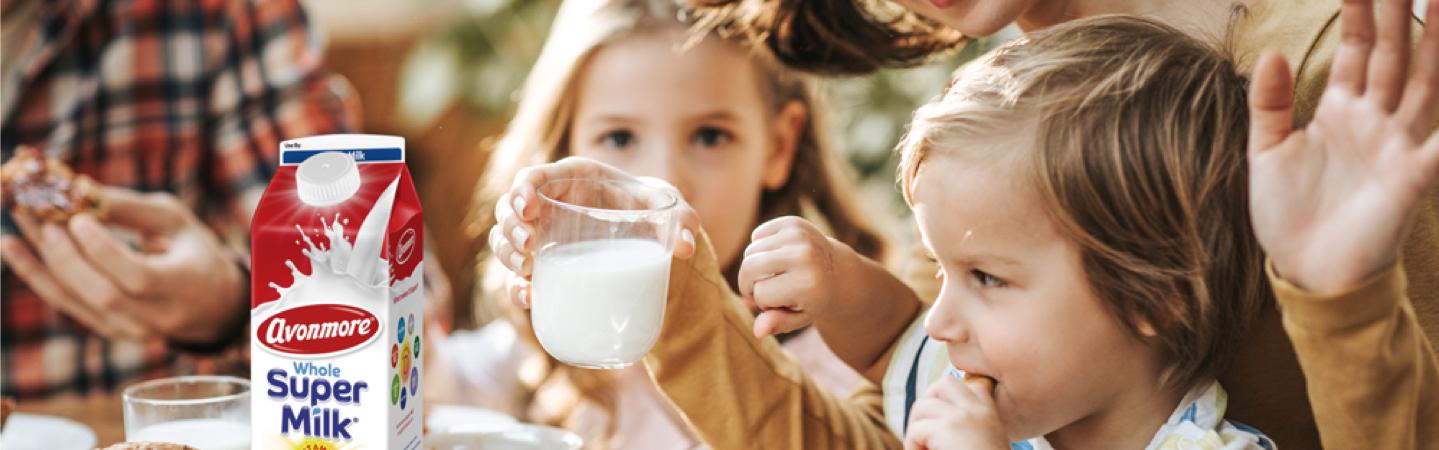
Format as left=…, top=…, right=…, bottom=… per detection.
left=15, top=392, right=127, bottom=446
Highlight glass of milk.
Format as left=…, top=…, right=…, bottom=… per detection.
left=123, top=376, right=250, bottom=450
left=530, top=177, right=680, bottom=369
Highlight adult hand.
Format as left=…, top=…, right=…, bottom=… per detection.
left=2, top=187, right=246, bottom=344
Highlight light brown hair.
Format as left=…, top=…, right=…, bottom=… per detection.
left=899, top=15, right=1269, bottom=390
left=464, top=0, right=888, bottom=444
left=688, top=0, right=966, bottom=74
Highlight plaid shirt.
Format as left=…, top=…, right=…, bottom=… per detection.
left=0, top=0, right=356, bottom=400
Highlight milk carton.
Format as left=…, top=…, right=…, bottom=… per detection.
left=251, top=134, right=424, bottom=450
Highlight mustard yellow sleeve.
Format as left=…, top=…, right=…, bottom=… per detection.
left=1271, top=261, right=1439, bottom=450
left=643, top=230, right=901, bottom=450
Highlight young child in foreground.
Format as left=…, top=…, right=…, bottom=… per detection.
left=889, top=16, right=1274, bottom=449
left=899, top=4, right=1439, bottom=446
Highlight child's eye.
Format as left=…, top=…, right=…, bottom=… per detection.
left=600, top=130, right=634, bottom=150
left=971, top=269, right=1007, bottom=288
left=692, top=127, right=732, bottom=148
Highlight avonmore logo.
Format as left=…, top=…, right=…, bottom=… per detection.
left=257, top=304, right=379, bottom=356
left=397, top=228, right=417, bottom=265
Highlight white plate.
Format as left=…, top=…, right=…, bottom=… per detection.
left=426, top=404, right=519, bottom=434
left=426, top=424, right=583, bottom=450
left=0, top=413, right=98, bottom=450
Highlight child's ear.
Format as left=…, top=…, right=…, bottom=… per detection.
left=764, top=100, right=807, bottom=191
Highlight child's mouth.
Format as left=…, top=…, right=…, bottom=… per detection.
left=948, top=366, right=997, bottom=392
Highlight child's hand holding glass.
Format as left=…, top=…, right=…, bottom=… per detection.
left=487, top=156, right=702, bottom=309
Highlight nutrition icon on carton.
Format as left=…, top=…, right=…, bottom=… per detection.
left=251, top=134, right=424, bottom=450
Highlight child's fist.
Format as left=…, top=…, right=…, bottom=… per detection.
left=904, top=370, right=1008, bottom=450
left=738, top=216, right=860, bottom=338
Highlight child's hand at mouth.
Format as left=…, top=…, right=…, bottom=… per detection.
left=904, top=368, right=1007, bottom=450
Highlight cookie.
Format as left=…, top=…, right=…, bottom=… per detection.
left=1, top=146, right=104, bottom=223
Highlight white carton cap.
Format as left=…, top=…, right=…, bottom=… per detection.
left=296, top=152, right=361, bottom=206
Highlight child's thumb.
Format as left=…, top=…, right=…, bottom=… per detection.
left=753, top=309, right=806, bottom=338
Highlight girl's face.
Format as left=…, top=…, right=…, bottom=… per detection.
left=891, top=0, right=1056, bottom=36
left=910, top=151, right=1169, bottom=443
left=569, top=29, right=805, bottom=268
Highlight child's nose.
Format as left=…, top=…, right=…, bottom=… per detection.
left=923, top=293, right=970, bottom=345
left=634, top=148, right=691, bottom=199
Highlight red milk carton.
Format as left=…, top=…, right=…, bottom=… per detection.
left=251, top=134, right=424, bottom=449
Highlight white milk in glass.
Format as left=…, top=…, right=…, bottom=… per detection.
left=530, top=239, right=671, bottom=367
left=131, top=419, right=250, bottom=450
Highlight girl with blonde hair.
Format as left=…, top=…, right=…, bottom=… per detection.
left=427, top=0, right=889, bottom=447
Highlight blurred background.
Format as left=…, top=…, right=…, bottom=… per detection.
left=304, top=0, right=1015, bottom=328
left=304, top=0, right=1431, bottom=328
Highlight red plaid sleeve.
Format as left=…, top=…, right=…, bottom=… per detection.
left=205, top=0, right=360, bottom=229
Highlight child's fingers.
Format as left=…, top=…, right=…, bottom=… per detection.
left=902, top=418, right=936, bottom=450
left=495, top=205, right=534, bottom=256
left=752, top=272, right=812, bottom=309
left=753, top=308, right=808, bottom=337
left=737, top=249, right=784, bottom=303
left=750, top=215, right=811, bottom=242
left=1366, top=0, right=1412, bottom=111
left=489, top=225, right=531, bottom=278
left=1398, top=0, right=1439, bottom=133
left=1248, top=52, right=1297, bottom=155
left=674, top=209, right=700, bottom=259
left=508, top=175, right=541, bottom=222
left=510, top=157, right=618, bottom=221
left=507, top=273, right=532, bottom=309
left=904, top=397, right=951, bottom=449
left=633, top=175, right=701, bottom=259
left=906, top=390, right=954, bottom=424
left=743, top=232, right=789, bottom=258
left=750, top=216, right=792, bottom=242
left=494, top=192, right=515, bottom=222
left=493, top=192, right=534, bottom=258
left=1332, top=0, right=1378, bottom=94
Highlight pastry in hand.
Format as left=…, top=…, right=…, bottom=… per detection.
left=1, top=146, right=104, bottom=223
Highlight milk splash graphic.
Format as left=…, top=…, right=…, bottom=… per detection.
left=255, top=177, right=397, bottom=320
left=251, top=135, right=424, bottom=450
